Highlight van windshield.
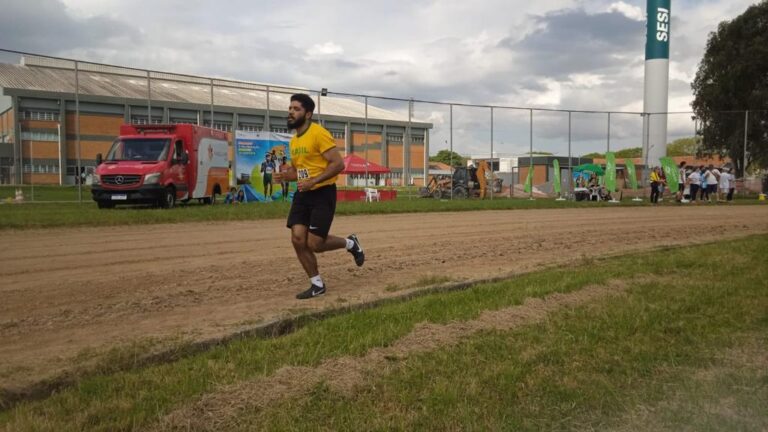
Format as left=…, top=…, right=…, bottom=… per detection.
left=106, top=138, right=170, bottom=162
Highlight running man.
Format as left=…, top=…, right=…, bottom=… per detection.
left=260, top=153, right=276, bottom=200
left=272, top=93, right=364, bottom=299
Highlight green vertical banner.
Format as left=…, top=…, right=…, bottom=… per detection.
left=553, top=159, right=561, bottom=195
left=660, top=157, right=679, bottom=193
left=524, top=164, right=534, bottom=194
left=605, top=152, right=617, bottom=192
left=625, top=159, right=638, bottom=190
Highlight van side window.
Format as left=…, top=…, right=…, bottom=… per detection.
left=174, top=141, right=183, bottom=160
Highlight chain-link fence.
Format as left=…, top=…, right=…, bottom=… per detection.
left=0, top=48, right=764, bottom=202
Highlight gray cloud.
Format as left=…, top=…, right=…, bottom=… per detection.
left=502, top=8, right=645, bottom=79
left=0, top=0, right=138, bottom=54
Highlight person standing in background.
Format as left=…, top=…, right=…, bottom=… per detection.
left=676, top=161, right=687, bottom=202
left=650, top=166, right=662, bottom=204
left=688, top=167, right=701, bottom=204
left=279, top=156, right=291, bottom=201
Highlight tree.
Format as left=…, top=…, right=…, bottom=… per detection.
left=581, top=147, right=641, bottom=159
left=615, top=147, right=642, bottom=158
left=691, top=0, right=768, bottom=177
left=666, top=137, right=698, bottom=157
left=429, top=150, right=466, bottom=167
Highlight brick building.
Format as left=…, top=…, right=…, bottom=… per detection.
left=0, top=56, right=431, bottom=186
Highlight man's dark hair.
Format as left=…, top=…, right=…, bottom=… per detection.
left=291, top=93, right=315, bottom=113
left=679, top=161, right=686, bottom=167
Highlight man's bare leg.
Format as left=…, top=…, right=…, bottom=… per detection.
left=291, top=225, right=319, bottom=277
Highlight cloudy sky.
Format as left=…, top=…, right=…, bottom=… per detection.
left=0, top=0, right=758, bottom=155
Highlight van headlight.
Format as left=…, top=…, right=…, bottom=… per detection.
left=92, top=174, right=100, bottom=185
left=143, top=173, right=161, bottom=185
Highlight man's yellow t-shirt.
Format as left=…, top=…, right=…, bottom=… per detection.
left=289, top=122, right=338, bottom=190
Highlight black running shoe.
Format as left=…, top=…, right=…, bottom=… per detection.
left=296, top=283, right=326, bottom=300
left=347, top=234, right=365, bottom=267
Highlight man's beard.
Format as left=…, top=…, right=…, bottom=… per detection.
left=287, top=116, right=305, bottom=130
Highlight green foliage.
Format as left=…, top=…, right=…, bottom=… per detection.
left=666, top=137, right=698, bottom=157
left=582, top=152, right=603, bottom=159
left=429, top=150, right=466, bottom=167
left=581, top=147, right=641, bottom=159
left=615, top=147, right=642, bottom=158
left=692, top=1, right=768, bottom=176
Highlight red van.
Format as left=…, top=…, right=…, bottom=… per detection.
left=92, top=124, right=229, bottom=208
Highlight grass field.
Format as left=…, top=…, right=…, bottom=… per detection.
left=1, top=185, right=764, bottom=230
left=2, top=235, right=766, bottom=431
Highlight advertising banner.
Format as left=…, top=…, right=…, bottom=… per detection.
left=625, top=159, right=639, bottom=190
left=524, top=164, right=534, bottom=194
left=660, top=156, right=679, bottom=193
left=605, top=152, right=617, bottom=192
left=234, top=131, right=294, bottom=202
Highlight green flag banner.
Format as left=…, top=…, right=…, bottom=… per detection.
left=605, top=152, right=616, bottom=192
left=660, top=157, right=679, bottom=193
left=524, top=163, right=534, bottom=194
left=553, top=159, right=561, bottom=195
left=625, top=159, right=638, bottom=190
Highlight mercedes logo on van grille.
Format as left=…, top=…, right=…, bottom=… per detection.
left=115, top=176, right=124, bottom=185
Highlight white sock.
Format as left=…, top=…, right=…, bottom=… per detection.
left=345, top=238, right=355, bottom=250
left=310, top=275, right=324, bottom=287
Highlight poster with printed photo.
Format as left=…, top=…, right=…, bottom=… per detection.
left=234, top=131, right=294, bottom=202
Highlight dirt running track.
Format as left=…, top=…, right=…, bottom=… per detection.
left=2, top=205, right=767, bottom=396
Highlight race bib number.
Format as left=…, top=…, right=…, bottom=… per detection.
left=297, top=168, right=310, bottom=180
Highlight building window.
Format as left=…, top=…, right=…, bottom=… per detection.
left=170, top=119, right=196, bottom=125
left=411, top=136, right=425, bottom=144
left=21, top=131, right=58, bottom=141
left=24, top=163, right=60, bottom=173
left=203, top=122, right=232, bottom=132
left=387, top=134, right=403, bottom=143
left=131, top=116, right=162, bottom=125
left=271, top=127, right=289, bottom=133
left=330, top=130, right=345, bottom=139
left=238, top=124, right=263, bottom=132
left=22, top=111, right=59, bottom=121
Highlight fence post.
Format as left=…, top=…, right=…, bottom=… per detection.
left=529, top=109, right=533, bottom=200
left=75, top=60, right=82, bottom=202
left=209, top=79, right=214, bottom=128
left=449, top=104, right=453, bottom=200
left=568, top=111, right=573, bottom=199
left=743, top=110, right=749, bottom=180
left=364, top=96, right=368, bottom=186
left=147, top=71, right=152, bottom=124
left=265, top=86, right=271, bottom=132
left=490, top=106, right=494, bottom=200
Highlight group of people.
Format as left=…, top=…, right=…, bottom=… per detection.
left=223, top=186, right=247, bottom=204
left=649, top=161, right=737, bottom=204
left=260, top=152, right=291, bottom=202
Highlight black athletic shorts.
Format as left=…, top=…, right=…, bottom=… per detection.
left=286, top=184, right=337, bottom=238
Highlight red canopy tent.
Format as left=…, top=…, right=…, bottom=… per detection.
left=342, top=154, right=391, bottom=174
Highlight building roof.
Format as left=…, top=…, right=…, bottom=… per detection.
left=0, top=56, right=428, bottom=126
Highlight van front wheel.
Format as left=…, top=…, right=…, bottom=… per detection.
left=160, top=187, right=176, bottom=209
